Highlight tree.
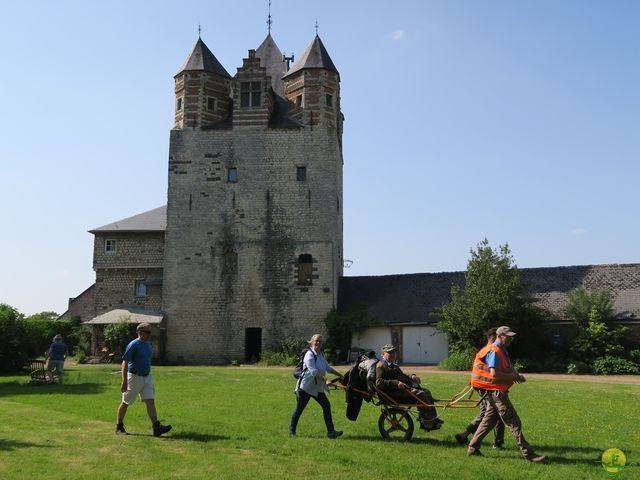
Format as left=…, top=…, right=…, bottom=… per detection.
left=565, top=287, right=615, bottom=327
left=435, top=239, right=544, bottom=358
left=0, top=303, right=27, bottom=372
left=324, top=304, right=378, bottom=359
left=103, top=318, right=135, bottom=355
left=565, top=287, right=629, bottom=370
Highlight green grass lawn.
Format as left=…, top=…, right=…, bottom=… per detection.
left=0, top=366, right=637, bottom=479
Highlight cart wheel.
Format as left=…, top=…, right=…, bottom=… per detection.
left=378, top=407, right=414, bottom=442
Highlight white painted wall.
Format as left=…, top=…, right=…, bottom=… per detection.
left=352, top=327, right=392, bottom=357
left=402, top=326, right=449, bottom=364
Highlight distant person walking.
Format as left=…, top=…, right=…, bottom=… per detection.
left=289, top=334, right=343, bottom=438
left=467, top=326, right=547, bottom=463
left=115, top=323, right=172, bottom=437
left=455, top=328, right=505, bottom=448
left=45, top=334, right=68, bottom=384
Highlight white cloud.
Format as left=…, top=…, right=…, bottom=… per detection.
left=571, top=228, right=587, bottom=236
left=389, top=30, right=406, bottom=41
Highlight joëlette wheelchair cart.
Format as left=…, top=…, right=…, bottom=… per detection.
left=331, top=361, right=478, bottom=442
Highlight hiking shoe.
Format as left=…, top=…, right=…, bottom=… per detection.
left=435, top=418, right=445, bottom=425
left=289, top=431, right=296, bottom=437
left=525, top=454, right=548, bottom=464
left=454, top=433, right=468, bottom=446
left=327, top=430, right=343, bottom=439
left=492, top=443, right=504, bottom=450
left=115, top=424, right=128, bottom=435
left=152, top=422, right=172, bottom=437
left=467, top=449, right=483, bottom=457
left=420, top=422, right=441, bottom=431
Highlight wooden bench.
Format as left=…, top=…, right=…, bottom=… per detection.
left=29, top=359, right=57, bottom=385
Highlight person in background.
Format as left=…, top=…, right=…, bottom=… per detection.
left=467, top=326, right=547, bottom=463
left=289, top=334, right=343, bottom=438
left=115, top=323, right=172, bottom=437
left=454, top=327, right=505, bottom=448
left=45, top=334, right=68, bottom=384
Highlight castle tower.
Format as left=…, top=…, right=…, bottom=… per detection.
left=163, top=33, right=343, bottom=364
left=174, top=38, right=232, bottom=129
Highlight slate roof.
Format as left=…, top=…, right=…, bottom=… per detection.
left=176, top=38, right=231, bottom=78
left=85, top=306, right=164, bottom=325
left=283, top=35, right=339, bottom=78
left=339, top=264, right=640, bottom=324
left=256, top=34, right=286, bottom=96
left=89, top=206, right=166, bottom=233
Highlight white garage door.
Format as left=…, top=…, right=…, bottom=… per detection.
left=402, top=326, right=448, bottom=364
left=352, top=327, right=391, bottom=357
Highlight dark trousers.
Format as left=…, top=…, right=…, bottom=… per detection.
left=289, top=389, right=335, bottom=434
left=466, top=396, right=505, bottom=445
left=468, top=389, right=534, bottom=457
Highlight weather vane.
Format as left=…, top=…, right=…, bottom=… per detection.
left=315, top=19, right=319, bottom=35
left=198, top=24, right=201, bottom=38
left=267, top=0, right=272, bottom=34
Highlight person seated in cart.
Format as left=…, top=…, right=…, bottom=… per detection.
left=375, top=344, right=443, bottom=430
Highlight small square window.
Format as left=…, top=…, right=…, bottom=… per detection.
left=177, top=98, right=182, bottom=111
left=105, top=239, right=117, bottom=255
left=227, top=167, right=238, bottom=183
left=326, top=94, right=333, bottom=106
left=207, top=97, right=215, bottom=111
left=296, top=95, right=302, bottom=108
left=135, top=281, right=147, bottom=297
left=296, top=166, right=307, bottom=181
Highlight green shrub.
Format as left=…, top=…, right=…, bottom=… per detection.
left=324, top=304, right=377, bottom=358
left=259, top=351, right=297, bottom=366
left=103, top=319, right=135, bottom=354
left=0, top=304, right=27, bottom=372
left=567, top=361, right=592, bottom=374
left=629, top=349, right=640, bottom=364
left=279, top=337, right=307, bottom=358
left=438, top=350, right=474, bottom=371
left=74, top=350, right=88, bottom=364
left=592, top=356, right=640, bottom=375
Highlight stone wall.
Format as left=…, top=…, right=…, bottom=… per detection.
left=93, top=232, right=164, bottom=315
left=164, top=120, right=343, bottom=363
left=59, top=284, right=96, bottom=322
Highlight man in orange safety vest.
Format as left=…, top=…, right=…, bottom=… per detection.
left=467, top=325, right=547, bottom=463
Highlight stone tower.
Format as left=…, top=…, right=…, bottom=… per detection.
left=162, top=33, right=344, bottom=364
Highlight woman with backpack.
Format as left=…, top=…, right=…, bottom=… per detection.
left=288, top=334, right=343, bottom=438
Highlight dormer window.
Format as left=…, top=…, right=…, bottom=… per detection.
left=240, top=81, right=261, bottom=107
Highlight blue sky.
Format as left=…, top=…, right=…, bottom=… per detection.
left=1, top=0, right=638, bottom=315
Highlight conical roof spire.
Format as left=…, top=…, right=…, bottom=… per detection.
left=283, top=35, right=338, bottom=78
left=256, top=33, right=286, bottom=95
left=176, top=38, right=231, bottom=78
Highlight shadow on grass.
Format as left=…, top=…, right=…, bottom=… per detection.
left=340, top=434, right=456, bottom=447
left=0, top=438, right=52, bottom=451
left=166, top=431, right=230, bottom=442
left=0, top=382, right=106, bottom=397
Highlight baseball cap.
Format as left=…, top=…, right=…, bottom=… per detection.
left=496, top=326, right=516, bottom=337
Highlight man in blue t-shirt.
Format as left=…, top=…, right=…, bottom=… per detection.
left=115, top=323, right=172, bottom=437
left=46, top=334, right=68, bottom=384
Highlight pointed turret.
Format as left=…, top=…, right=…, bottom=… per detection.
left=283, top=35, right=339, bottom=79
left=177, top=38, right=231, bottom=77
left=174, top=38, right=231, bottom=129
left=282, top=35, right=341, bottom=130
left=255, top=34, right=286, bottom=96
